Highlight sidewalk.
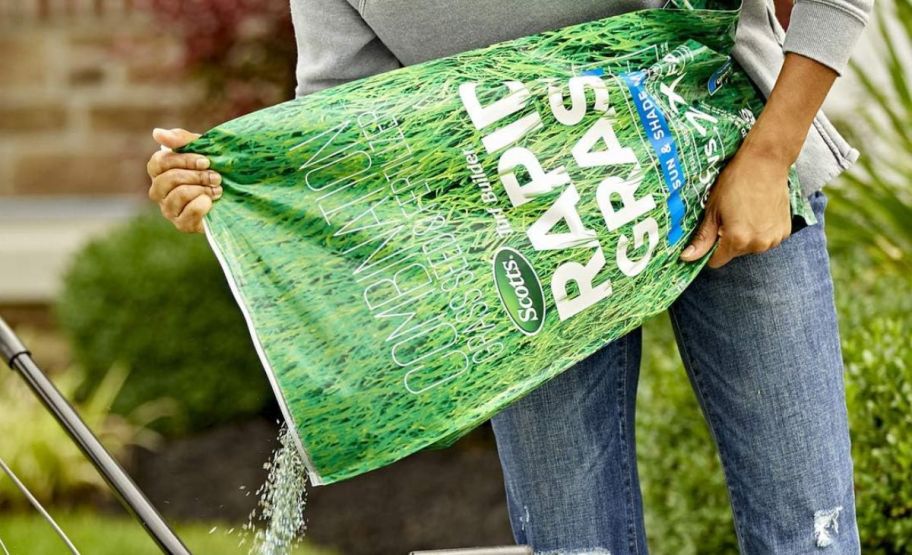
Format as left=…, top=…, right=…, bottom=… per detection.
left=0, top=196, right=143, bottom=303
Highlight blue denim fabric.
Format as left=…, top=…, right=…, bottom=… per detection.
left=491, top=191, right=858, bottom=554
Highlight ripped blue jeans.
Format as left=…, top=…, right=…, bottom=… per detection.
left=491, top=191, right=859, bottom=554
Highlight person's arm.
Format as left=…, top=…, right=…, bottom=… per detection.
left=681, top=0, right=873, bottom=267
left=680, top=53, right=837, bottom=267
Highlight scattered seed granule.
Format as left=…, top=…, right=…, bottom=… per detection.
left=241, top=424, right=309, bottom=555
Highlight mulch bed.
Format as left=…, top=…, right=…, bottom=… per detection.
left=133, top=418, right=514, bottom=554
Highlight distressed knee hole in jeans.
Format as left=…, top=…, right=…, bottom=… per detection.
left=537, top=549, right=612, bottom=555
left=814, top=506, right=844, bottom=548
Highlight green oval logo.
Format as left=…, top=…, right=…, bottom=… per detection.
left=493, top=247, right=546, bottom=336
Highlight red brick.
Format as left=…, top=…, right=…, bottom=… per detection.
left=0, top=36, right=48, bottom=86
left=68, top=30, right=121, bottom=51
left=11, top=151, right=150, bottom=195
left=126, top=61, right=187, bottom=85
left=89, top=105, right=179, bottom=133
left=70, top=27, right=179, bottom=64
left=69, top=66, right=107, bottom=87
left=0, top=105, right=67, bottom=132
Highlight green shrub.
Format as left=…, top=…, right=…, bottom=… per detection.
left=828, top=235, right=912, bottom=551
left=57, top=212, right=272, bottom=434
left=842, top=310, right=912, bottom=552
left=0, top=356, right=167, bottom=506
left=831, top=254, right=912, bottom=330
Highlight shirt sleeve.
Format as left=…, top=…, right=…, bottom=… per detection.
left=781, top=0, right=874, bottom=75
left=291, top=0, right=401, bottom=97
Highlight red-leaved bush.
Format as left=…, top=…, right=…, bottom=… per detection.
left=143, top=0, right=297, bottom=121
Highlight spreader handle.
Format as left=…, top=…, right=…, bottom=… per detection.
left=0, top=316, right=28, bottom=366
left=0, top=315, right=191, bottom=555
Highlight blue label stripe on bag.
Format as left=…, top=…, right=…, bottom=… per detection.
left=620, top=70, right=686, bottom=245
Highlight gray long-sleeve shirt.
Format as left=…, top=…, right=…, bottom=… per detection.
left=290, top=0, right=873, bottom=196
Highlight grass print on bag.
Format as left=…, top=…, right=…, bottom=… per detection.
left=180, top=0, right=814, bottom=484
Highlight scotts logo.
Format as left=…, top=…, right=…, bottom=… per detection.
left=493, top=247, right=546, bottom=336
left=707, top=58, right=733, bottom=95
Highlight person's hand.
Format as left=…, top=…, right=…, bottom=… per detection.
left=679, top=52, right=839, bottom=269
left=146, top=128, right=221, bottom=233
left=679, top=143, right=792, bottom=268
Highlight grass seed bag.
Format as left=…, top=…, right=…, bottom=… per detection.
left=181, top=0, right=815, bottom=484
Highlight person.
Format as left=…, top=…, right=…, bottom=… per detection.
left=146, top=0, right=872, bottom=551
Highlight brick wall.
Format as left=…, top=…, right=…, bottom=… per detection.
left=0, top=0, right=203, bottom=198
left=0, top=0, right=207, bottom=304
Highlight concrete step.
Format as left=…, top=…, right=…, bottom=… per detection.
left=0, top=196, right=144, bottom=302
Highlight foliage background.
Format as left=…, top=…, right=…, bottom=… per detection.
left=56, top=213, right=272, bottom=435
left=0, top=0, right=909, bottom=552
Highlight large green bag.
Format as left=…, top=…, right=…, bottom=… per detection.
left=181, top=0, right=814, bottom=485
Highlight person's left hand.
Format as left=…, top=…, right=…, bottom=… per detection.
left=679, top=142, right=792, bottom=268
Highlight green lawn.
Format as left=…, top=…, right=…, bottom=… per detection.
left=0, top=511, right=336, bottom=555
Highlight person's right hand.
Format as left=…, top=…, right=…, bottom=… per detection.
left=147, top=128, right=221, bottom=233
